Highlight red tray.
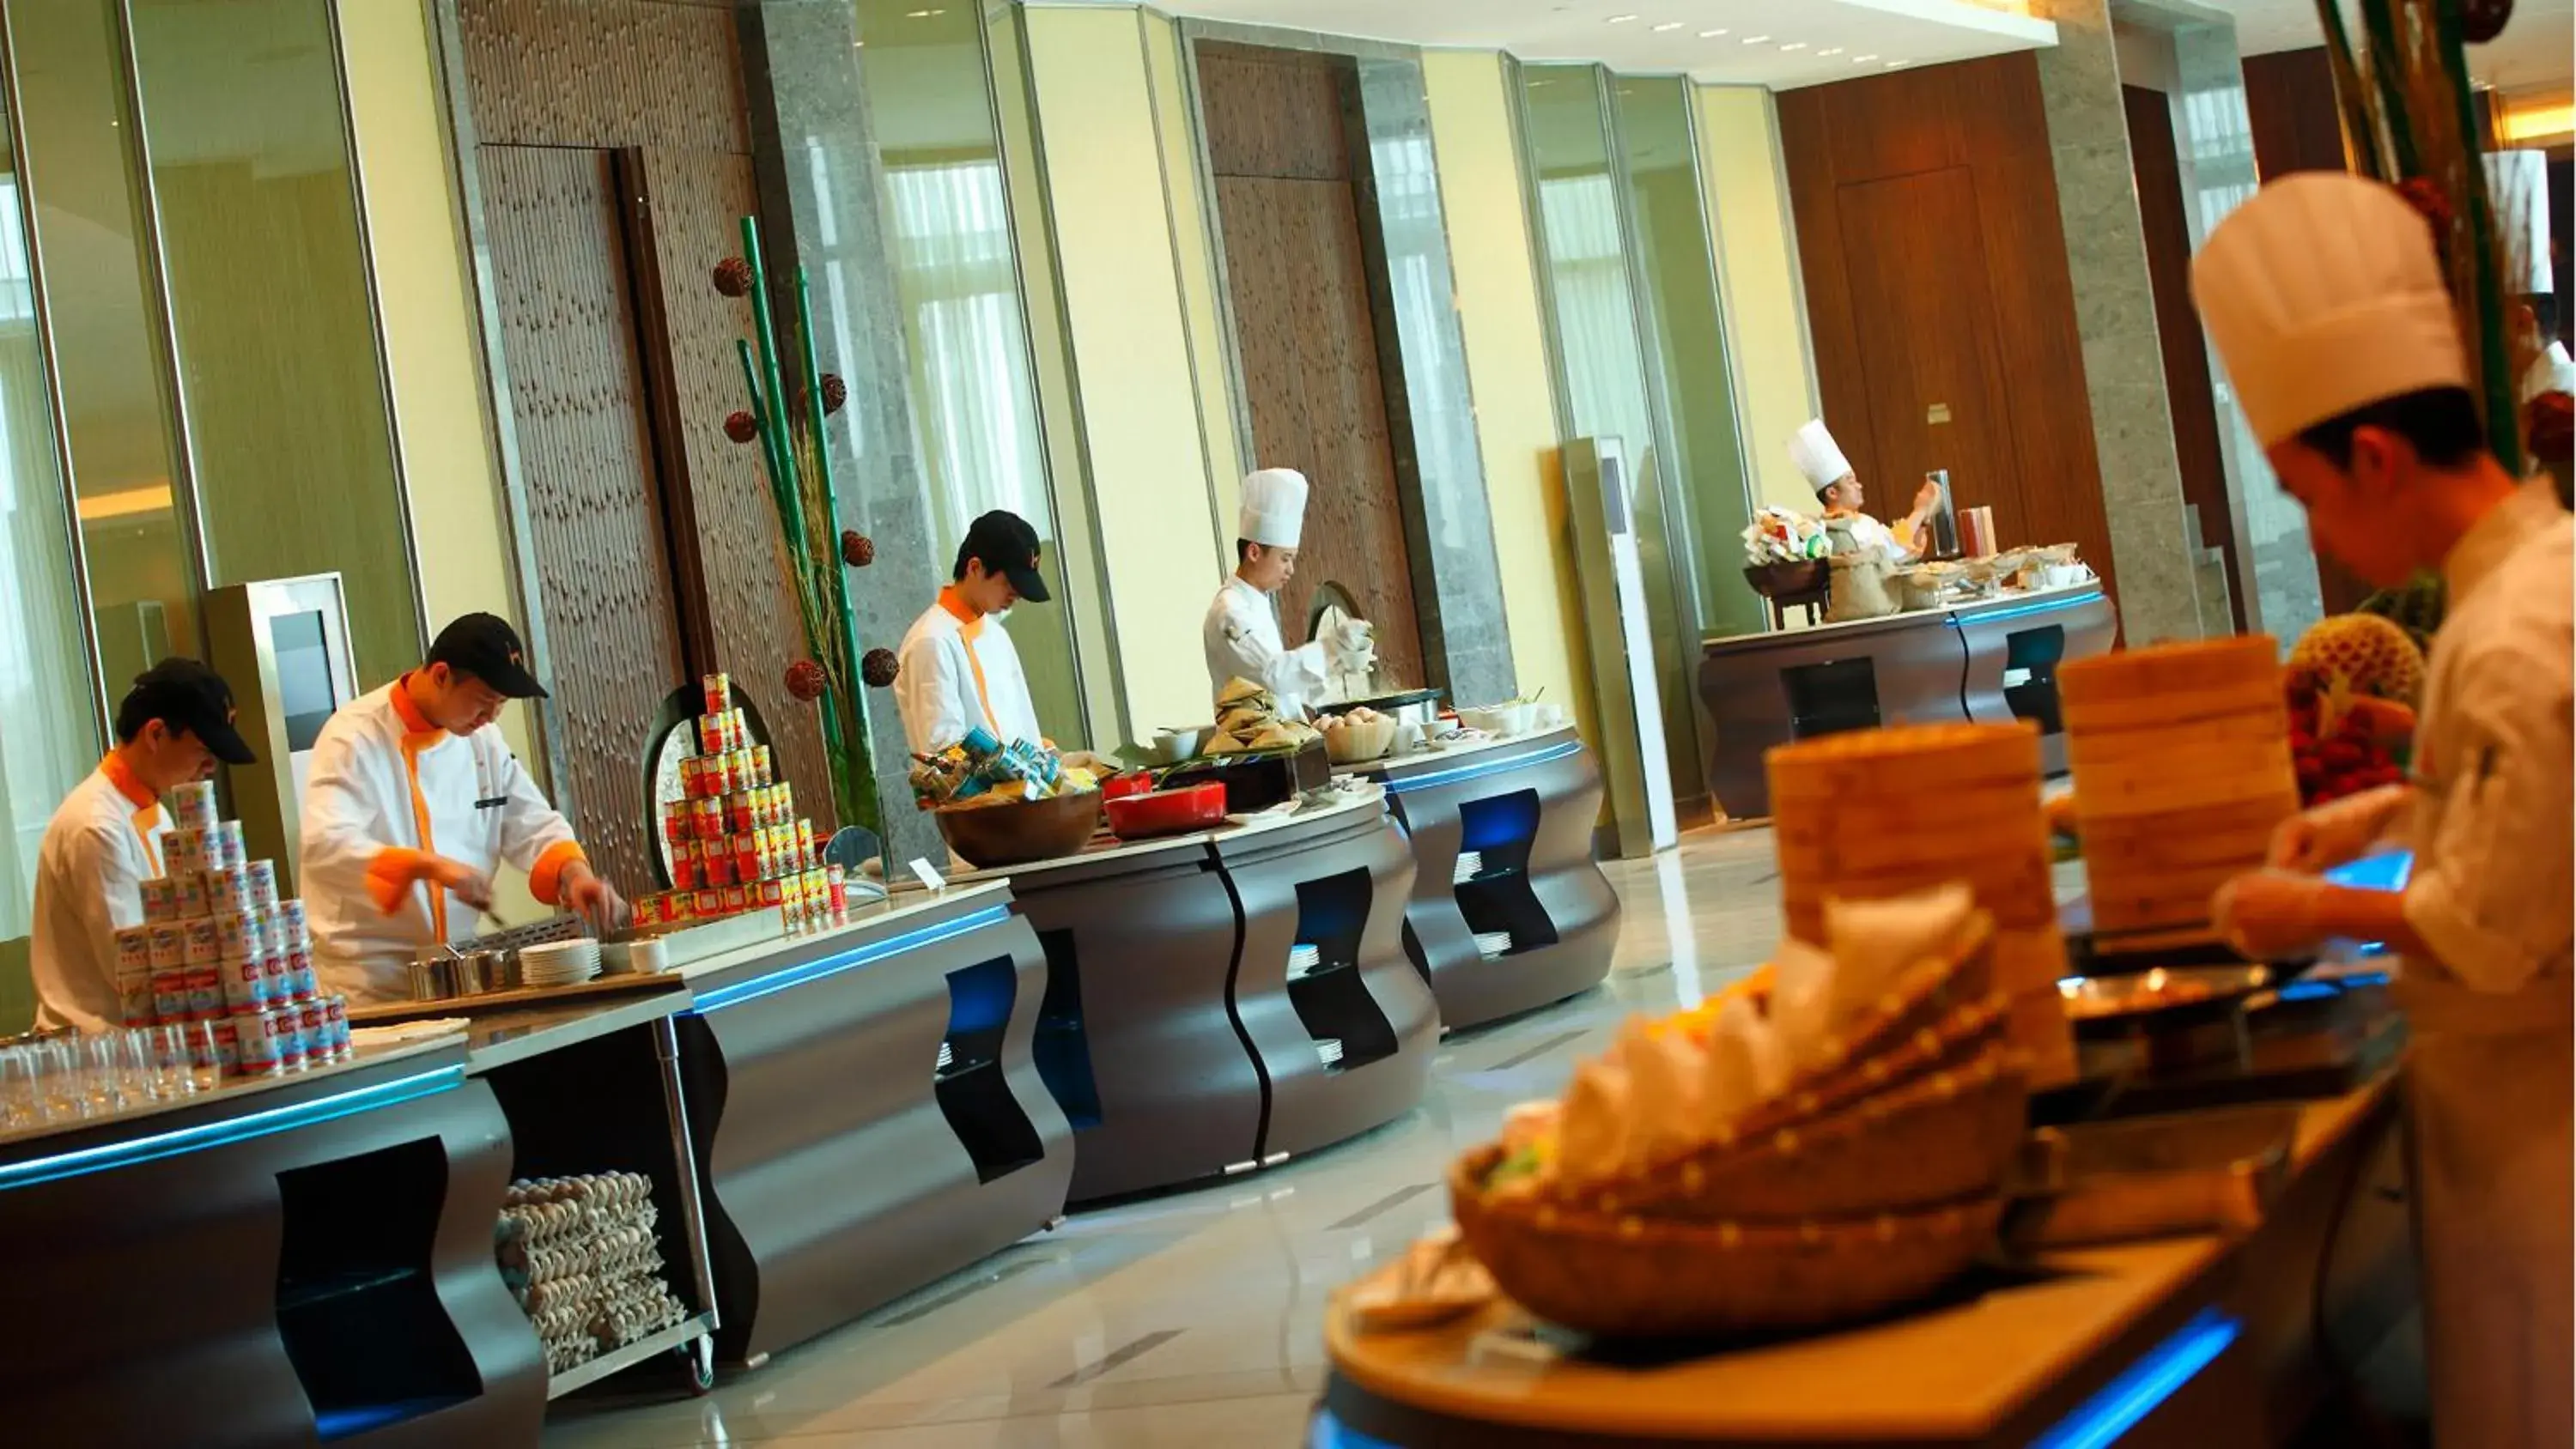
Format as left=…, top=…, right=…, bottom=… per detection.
left=1105, top=781, right=1229, bottom=840
left=1101, top=770, right=1157, bottom=803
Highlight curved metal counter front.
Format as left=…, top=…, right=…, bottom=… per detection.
left=675, top=884, right=1073, bottom=1365
left=957, top=791, right=1437, bottom=1205
left=1338, top=728, right=1619, bottom=1031
left=0, top=1037, right=546, bottom=1449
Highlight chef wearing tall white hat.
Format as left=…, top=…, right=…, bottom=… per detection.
left=1788, top=419, right=1941, bottom=564
left=2194, top=173, right=2572, bottom=1448
left=1202, top=467, right=1370, bottom=718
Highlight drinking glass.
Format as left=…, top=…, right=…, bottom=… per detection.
left=184, top=1021, right=223, bottom=1090
left=38, top=1037, right=88, bottom=1120
left=82, top=1033, right=136, bottom=1113
left=149, top=1024, right=197, bottom=1099
left=0, top=1045, right=42, bottom=1128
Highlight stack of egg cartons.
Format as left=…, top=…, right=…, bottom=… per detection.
left=118, top=780, right=350, bottom=1076
left=495, top=1173, right=690, bottom=1374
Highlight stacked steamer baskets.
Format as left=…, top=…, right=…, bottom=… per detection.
left=635, top=672, right=852, bottom=931
left=2057, top=637, right=2300, bottom=951
left=1767, top=722, right=2076, bottom=1089
left=117, top=780, right=350, bottom=1078
left=495, top=1173, right=690, bottom=1375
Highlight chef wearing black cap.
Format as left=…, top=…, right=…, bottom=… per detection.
left=299, top=613, right=625, bottom=1003
left=895, top=510, right=1058, bottom=755
left=30, top=658, right=258, bottom=1032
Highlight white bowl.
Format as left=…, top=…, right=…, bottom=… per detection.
left=1461, top=704, right=1534, bottom=737
left=1153, top=726, right=1212, bottom=763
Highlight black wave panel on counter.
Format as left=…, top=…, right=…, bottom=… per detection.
left=675, top=889, right=1073, bottom=1365
left=1221, top=802, right=1438, bottom=1163
left=0, top=1042, right=545, bottom=1449
left=1348, top=729, right=1619, bottom=1031
left=995, top=843, right=1265, bottom=1206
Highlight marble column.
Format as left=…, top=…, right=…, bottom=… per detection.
left=2031, top=0, right=2210, bottom=645
left=738, top=0, right=945, bottom=869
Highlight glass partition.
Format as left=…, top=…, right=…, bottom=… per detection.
left=853, top=0, right=1082, bottom=745
left=125, top=0, right=417, bottom=687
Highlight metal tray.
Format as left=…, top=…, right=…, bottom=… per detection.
left=2004, top=1103, right=2297, bottom=1249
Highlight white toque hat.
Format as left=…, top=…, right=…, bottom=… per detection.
left=2190, top=173, right=2470, bottom=446
left=1238, top=467, right=1309, bottom=549
left=1788, top=419, right=1853, bottom=497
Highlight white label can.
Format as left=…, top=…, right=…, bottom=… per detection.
left=231, top=1009, right=280, bottom=1076
left=220, top=952, right=270, bottom=1014
left=139, top=876, right=180, bottom=923
left=245, top=859, right=278, bottom=912
left=182, top=917, right=223, bottom=967
left=173, top=870, right=210, bottom=920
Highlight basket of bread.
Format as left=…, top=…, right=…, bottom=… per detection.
left=1319, top=706, right=1400, bottom=764
left=1446, top=883, right=2026, bottom=1339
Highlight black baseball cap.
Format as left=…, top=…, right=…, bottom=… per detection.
left=118, top=658, right=257, bottom=766
left=428, top=613, right=548, bottom=700
left=954, top=511, right=1052, bottom=603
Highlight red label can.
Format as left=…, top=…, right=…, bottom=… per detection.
left=692, top=888, right=725, bottom=919
left=691, top=797, right=725, bottom=842
left=752, top=743, right=774, bottom=788
left=732, top=833, right=760, bottom=883
left=796, top=820, right=817, bottom=871
left=720, top=883, right=749, bottom=915
left=728, top=792, right=755, bottom=834
left=702, top=672, right=731, bottom=718
left=827, top=865, right=848, bottom=915
left=670, top=843, right=699, bottom=892
left=758, top=877, right=784, bottom=908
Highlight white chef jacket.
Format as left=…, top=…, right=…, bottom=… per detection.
left=299, top=678, right=586, bottom=1003
left=2521, top=339, right=2576, bottom=403
left=2382, top=477, right=2573, bottom=1449
left=1203, top=575, right=1329, bottom=718
left=895, top=588, right=1045, bottom=755
left=28, top=757, right=167, bottom=1033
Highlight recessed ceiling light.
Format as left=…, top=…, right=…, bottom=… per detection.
left=1698, top=27, right=1728, bottom=37
left=1781, top=40, right=1807, bottom=51
left=1741, top=34, right=1771, bottom=44
left=1606, top=13, right=1638, bottom=21
left=1818, top=46, right=1844, bottom=56
left=1652, top=21, right=1684, bottom=30
left=1885, top=59, right=1906, bottom=68
left=1854, top=53, right=1877, bottom=63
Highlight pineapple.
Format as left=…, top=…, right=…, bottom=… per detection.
left=2290, top=612, right=2427, bottom=705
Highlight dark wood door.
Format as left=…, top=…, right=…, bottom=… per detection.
left=1199, top=46, right=1425, bottom=689
left=2125, top=85, right=2245, bottom=632
left=1834, top=168, right=2026, bottom=549
left=478, top=145, right=687, bottom=892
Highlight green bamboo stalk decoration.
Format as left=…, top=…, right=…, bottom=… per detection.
left=793, top=263, right=872, bottom=784
left=735, top=340, right=796, bottom=534
left=2432, top=0, right=2524, bottom=474
left=2312, top=0, right=2386, bottom=177
left=2355, top=0, right=2421, bottom=177
left=739, top=219, right=796, bottom=486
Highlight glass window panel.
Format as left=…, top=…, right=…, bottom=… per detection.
left=852, top=0, right=1082, bottom=744
left=126, top=0, right=418, bottom=687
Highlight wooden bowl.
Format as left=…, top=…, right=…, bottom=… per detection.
left=1744, top=559, right=1829, bottom=600
left=1452, top=1143, right=2003, bottom=1340
left=933, top=789, right=1102, bottom=869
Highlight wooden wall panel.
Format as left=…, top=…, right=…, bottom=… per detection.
left=1199, top=45, right=1428, bottom=692
left=1777, top=52, right=2120, bottom=612
left=477, top=146, right=685, bottom=892
left=2125, top=85, right=2245, bottom=631
left=457, top=0, right=748, bottom=155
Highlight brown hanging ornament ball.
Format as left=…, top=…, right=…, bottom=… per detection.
left=2528, top=390, right=2573, bottom=464
left=723, top=410, right=760, bottom=445
left=713, top=257, right=754, bottom=298
left=821, top=373, right=849, bottom=415
left=841, top=530, right=875, bottom=568
left=785, top=658, right=829, bottom=703
left=2460, top=0, right=2513, bottom=44
left=861, top=648, right=900, bottom=689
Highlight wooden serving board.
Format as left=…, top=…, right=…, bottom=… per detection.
left=348, top=972, right=685, bottom=1025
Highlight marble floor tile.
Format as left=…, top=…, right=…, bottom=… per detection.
left=547, top=824, right=1814, bottom=1448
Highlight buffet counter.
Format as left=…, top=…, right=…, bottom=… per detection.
left=1319, top=1070, right=2410, bottom=1449
left=1336, top=728, right=1619, bottom=1030
left=945, top=789, right=1438, bottom=1204
left=1698, top=584, right=2118, bottom=819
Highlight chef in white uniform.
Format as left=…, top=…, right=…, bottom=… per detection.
left=301, top=614, right=624, bottom=1003
left=896, top=509, right=1054, bottom=755
left=30, top=659, right=258, bottom=1032
left=1789, top=419, right=1941, bottom=564
left=1203, top=467, right=1367, bottom=718
left=2195, top=173, right=2572, bottom=1449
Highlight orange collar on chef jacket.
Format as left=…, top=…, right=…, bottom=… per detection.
left=389, top=673, right=450, bottom=939
left=99, top=752, right=164, bottom=874
left=934, top=586, right=1000, bottom=734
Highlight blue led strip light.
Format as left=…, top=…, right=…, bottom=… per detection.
left=690, top=905, right=1013, bottom=1015
left=1941, top=588, right=2105, bottom=629
left=1382, top=740, right=1583, bottom=797
left=0, top=1064, right=466, bottom=1193
left=2031, top=1307, right=2243, bottom=1449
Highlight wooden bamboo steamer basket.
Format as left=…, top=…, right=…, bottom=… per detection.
left=2009, top=988, right=2080, bottom=1086
left=1766, top=723, right=2042, bottom=805
left=2060, top=635, right=2281, bottom=702
left=1990, top=923, right=2071, bottom=997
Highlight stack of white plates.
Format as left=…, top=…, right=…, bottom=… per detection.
left=1288, top=943, right=1322, bottom=980
left=1315, top=1038, right=1345, bottom=1068
left=1452, top=852, right=1484, bottom=885
left=1473, top=931, right=1514, bottom=960
left=520, top=939, right=601, bottom=988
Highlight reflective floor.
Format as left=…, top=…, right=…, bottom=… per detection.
left=547, top=825, right=1790, bottom=1448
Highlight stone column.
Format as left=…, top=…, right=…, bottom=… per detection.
left=738, top=0, right=945, bottom=868
left=2031, top=0, right=2209, bottom=645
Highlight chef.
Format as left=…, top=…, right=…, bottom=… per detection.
left=2195, top=173, right=2572, bottom=1447
left=1789, top=419, right=1942, bottom=564
left=301, top=613, right=625, bottom=1003
left=30, top=658, right=258, bottom=1032
left=1203, top=467, right=1369, bottom=718
left=896, top=509, right=1056, bottom=755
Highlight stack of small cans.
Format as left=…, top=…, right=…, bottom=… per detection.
left=634, top=672, right=851, bottom=931
left=112, top=779, right=352, bottom=1077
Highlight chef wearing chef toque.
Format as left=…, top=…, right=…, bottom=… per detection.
left=2195, top=173, right=2571, bottom=1447
left=1789, top=418, right=1943, bottom=565
left=300, top=613, right=626, bottom=1003
left=1203, top=467, right=1371, bottom=720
